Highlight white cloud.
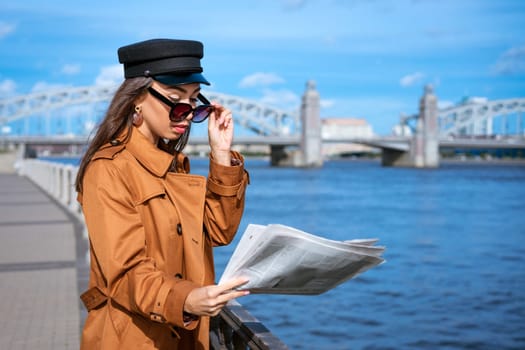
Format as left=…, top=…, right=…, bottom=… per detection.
left=0, top=79, right=16, bottom=96
left=492, top=44, right=525, bottom=75
left=239, top=72, right=285, bottom=88
left=259, top=88, right=300, bottom=110
left=61, top=64, right=81, bottom=75
left=0, top=21, right=15, bottom=39
left=399, top=72, right=425, bottom=87
left=95, top=64, right=123, bottom=86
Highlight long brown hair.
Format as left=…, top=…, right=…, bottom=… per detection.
left=75, top=77, right=191, bottom=193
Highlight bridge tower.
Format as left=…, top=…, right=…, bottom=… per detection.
left=270, top=80, right=323, bottom=167
left=300, top=80, right=322, bottom=167
left=383, top=85, right=440, bottom=168
left=414, top=84, right=439, bottom=167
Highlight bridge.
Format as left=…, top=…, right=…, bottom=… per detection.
left=1, top=82, right=524, bottom=168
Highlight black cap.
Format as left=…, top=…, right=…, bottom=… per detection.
left=117, top=38, right=210, bottom=85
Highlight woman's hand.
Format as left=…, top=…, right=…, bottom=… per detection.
left=208, top=102, right=233, bottom=166
left=183, top=277, right=249, bottom=317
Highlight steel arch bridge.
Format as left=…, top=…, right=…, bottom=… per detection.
left=0, top=85, right=300, bottom=138
left=438, top=98, right=525, bottom=136
left=399, top=97, right=525, bottom=137
left=2, top=85, right=524, bottom=139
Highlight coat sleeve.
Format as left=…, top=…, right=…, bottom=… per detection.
left=82, top=159, right=200, bottom=329
left=204, top=151, right=250, bottom=246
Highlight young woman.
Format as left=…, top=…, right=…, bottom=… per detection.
left=75, top=38, right=250, bottom=349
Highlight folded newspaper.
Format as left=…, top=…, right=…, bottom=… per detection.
left=219, top=224, right=385, bottom=295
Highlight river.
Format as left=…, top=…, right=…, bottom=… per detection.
left=210, top=158, right=525, bottom=350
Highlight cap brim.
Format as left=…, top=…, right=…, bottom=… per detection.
left=153, top=73, right=210, bottom=86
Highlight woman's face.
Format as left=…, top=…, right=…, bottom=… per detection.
left=137, top=81, right=201, bottom=144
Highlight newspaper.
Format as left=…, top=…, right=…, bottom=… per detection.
left=219, top=224, right=385, bottom=295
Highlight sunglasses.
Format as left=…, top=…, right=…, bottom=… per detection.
left=147, top=87, right=214, bottom=123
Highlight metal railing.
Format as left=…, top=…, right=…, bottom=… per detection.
left=16, top=159, right=288, bottom=350
left=211, top=300, right=288, bottom=349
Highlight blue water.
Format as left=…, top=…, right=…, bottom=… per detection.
left=45, top=156, right=525, bottom=349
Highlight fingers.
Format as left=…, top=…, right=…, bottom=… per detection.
left=209, top=102, right=232, bottom=129
left=216, top=277, right=250, bottom=304
left=208, top=277, right=250, bottom=311
left=218, top=276, right=249, bottom=292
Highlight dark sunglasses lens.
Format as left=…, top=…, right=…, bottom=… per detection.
left=170, top=104, right=193, bottom=122
left=192, top=106, right=213, bottom=123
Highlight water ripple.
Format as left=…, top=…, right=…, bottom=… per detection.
left=224, top=160, right=525, bottom=349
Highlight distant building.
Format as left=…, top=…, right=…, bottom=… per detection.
left=321, top=118, right=376, bottom=157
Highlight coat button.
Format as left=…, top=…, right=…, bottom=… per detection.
left=177, top=224, right=182, bottom=236
left=175, top=273, right=182, bottom=279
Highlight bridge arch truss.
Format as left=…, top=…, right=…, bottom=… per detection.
left=398, top=97, right=525, bottom=137
left=0, top=85, right=300, bottom=138
left=438, top=98, right=525, bottom=136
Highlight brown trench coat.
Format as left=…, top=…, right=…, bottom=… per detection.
left=78, top=127, right=249, bottom=349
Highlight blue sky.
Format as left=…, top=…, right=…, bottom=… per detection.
left=1, top=0, right=524, bottom=135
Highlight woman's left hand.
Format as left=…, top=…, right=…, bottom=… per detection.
left=208, top=102, right=233, bottom=166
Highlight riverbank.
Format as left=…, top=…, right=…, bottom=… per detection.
left=330, top=154, right=525, bottom=166
left=440, top=157, right=525, bottom=166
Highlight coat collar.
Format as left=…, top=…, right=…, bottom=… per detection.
left=125, top=127, right=173, bottom=177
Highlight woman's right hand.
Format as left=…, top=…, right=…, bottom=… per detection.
left=183, top=277, right=250, bottom=317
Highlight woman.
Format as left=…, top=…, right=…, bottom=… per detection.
left=75, top=38, right=250, bottom=349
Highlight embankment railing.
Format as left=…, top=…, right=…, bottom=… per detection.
left=16, top=159, right=288, bottom=350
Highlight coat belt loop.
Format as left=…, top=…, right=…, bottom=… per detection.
left=80, top=286, right=108, bottom=311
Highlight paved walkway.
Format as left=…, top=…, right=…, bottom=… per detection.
left=0, top=170, right=87, bottom=349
